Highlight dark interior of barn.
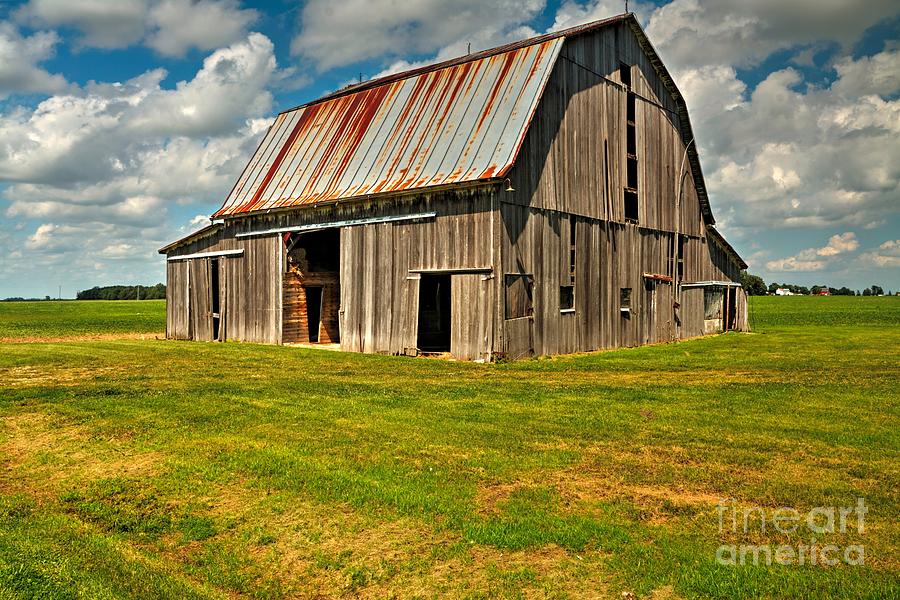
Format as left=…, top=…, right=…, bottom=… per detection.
left=283, top=229, right=341, bottom=344
left=417, top=274, right=451, bottom=353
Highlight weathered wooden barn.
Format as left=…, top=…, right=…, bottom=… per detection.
left=159, top=13, right=748, bottom=360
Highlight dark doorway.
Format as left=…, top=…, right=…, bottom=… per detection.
left=305, top=286, right=323, bottom=342
left=417, top=274, right=451, bottom=352
left=726, top=287, right=737, bottom=331
left=210, top=258, right=222, bottom=341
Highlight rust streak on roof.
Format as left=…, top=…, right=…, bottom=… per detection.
left=212, top=37, right=563, bottom=217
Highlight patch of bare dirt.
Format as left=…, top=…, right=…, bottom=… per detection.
left=1, top=365, right=126, bottom=388
left=476, top=453, right=725, bottom=521
left=1, top=411, right=162, bottom=496
left=192, top=486, right=610, bottom=598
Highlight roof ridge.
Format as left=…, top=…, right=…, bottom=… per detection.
left=282, top=13, right=632, bottom=114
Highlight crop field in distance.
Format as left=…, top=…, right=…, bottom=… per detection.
left=0, top=296, right=898, bottom=598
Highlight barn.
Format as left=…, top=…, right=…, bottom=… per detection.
left=159, top=13, right=749, bottom=361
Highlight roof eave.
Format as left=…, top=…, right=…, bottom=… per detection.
left=707, top=225, right=748, bottom=270
left=158, top=223, right=222, bottom=255
left=216, top=178, right=504, bottom=222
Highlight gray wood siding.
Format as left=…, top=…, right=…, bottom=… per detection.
left=683, top=235, right=742, bottom=283
left=166, top=261, right=190, bottom=340
left=500, top=201, right=688, bottom=356
left=165, top=231, right=281, bottom=344
left=495, top=24, right=745, bottom=357
left=333, top=189, right=499, bottom=359
left=504, top=25, right=703, bottom=238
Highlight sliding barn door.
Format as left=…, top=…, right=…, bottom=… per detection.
left=450, top=273, right=494, bottom=361
left=188, top=258, right=213, bottom=341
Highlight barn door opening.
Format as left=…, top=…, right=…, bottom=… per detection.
left=726, top=287, right=737, bottom=332
left=283, top=229, right=341, bottom=344
left=305, top=286, right=323, bottom=342
left=417, top=274, right=451, bottom=353
left=210, top=258, right=222, bottom=341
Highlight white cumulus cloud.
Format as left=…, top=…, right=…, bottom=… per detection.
left=0, top=22, right=68, bottom=98
left=859, top=240, right=900, bottom=268
left=766, top=232, right=859, bottom=272
left=292, top=0, right=545, bottom=71
left=646, top=0, right=900, bottom=69
left=1, top=33, right=280, bottom=291
left=15, top=0, right=258, bottom=57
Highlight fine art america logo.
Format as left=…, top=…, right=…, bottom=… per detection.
left=716, top=498, right=867, bottom=566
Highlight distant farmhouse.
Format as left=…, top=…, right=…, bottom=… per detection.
left=159, top=13, right=748, bottom=360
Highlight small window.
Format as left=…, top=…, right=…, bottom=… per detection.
left=624, top=190, right=639, bottom=222
left=505, top=274, right=534, bottom=319
left=677, top=235, right=685, bottom=280
left=560, top=285, right=575, bottom=311
left=619, top=63, right=631, bottom=88
left=620, top=288, right=632, bottom=314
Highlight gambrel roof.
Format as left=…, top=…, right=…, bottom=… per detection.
left=212, top=13, right=716, bottom=224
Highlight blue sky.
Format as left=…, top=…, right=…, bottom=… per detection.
left=1, top=0, right=898, bottom=297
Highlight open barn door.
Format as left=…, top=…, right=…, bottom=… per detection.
left=417, top=274, right=451, bottom=353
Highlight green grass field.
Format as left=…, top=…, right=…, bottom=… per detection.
left=0, top=297, right=898, bottom=598
left=0, top=300, right=165, bottom=341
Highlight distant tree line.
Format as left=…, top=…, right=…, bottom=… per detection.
left=862, top=285, right=885, bottom=296
left=1, top=296, right=55, bottom=302
left=739, top=272, right=890, bottom=296
left=76, top=284, right=166, bottom=300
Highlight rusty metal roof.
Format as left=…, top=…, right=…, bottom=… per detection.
left=210, top=13, right=719, bottom=227
left=213, top=38, right=563, bottom=217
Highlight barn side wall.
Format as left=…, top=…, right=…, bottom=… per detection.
left=500, top=208, right=680, bottom=355
left=164, top=187, right=502, bottom=360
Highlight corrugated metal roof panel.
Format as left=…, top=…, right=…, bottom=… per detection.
left=213, top=38, right=563, bottom=217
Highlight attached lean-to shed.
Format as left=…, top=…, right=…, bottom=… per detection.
left=159, top=13, right=748, bottom=360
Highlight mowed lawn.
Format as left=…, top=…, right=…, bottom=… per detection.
left=0, top=297, right=898, bottom=598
